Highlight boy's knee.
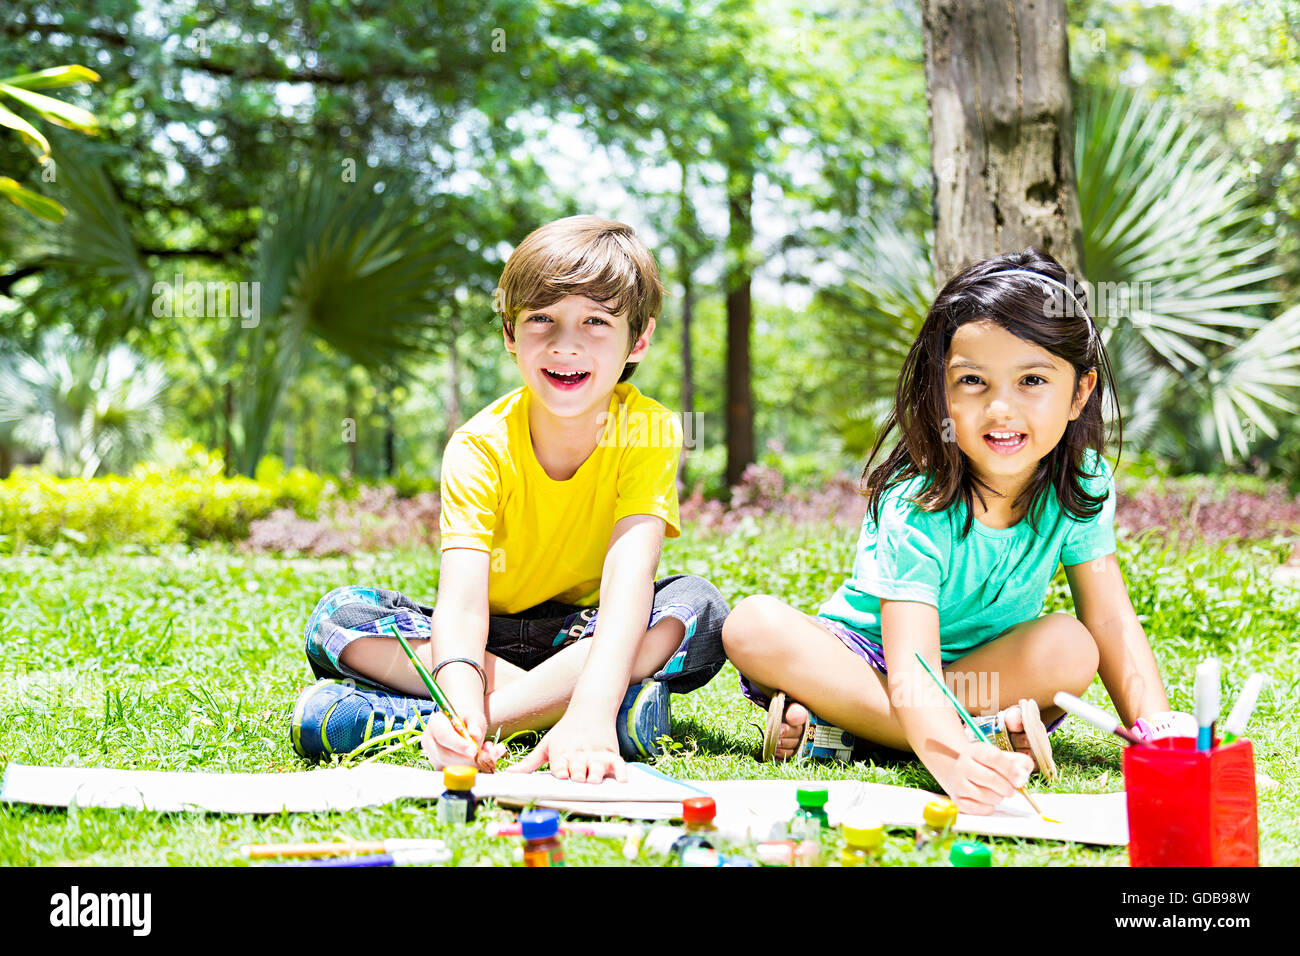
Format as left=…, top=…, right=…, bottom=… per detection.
left=659, top=574, right=729, bottom=617
left=312, top=585, right=353, bottom=614
left=686, top=575, right=730, bottom=620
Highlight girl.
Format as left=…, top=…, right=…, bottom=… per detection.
left=722, top=249, right=1192, bottom=814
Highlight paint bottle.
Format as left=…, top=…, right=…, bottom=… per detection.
left=840, top=816, right=885, bottom=866
left=436, top=765, right=477, bottom=824
left=680, top=845, right=723, bottom=867
left=520, top=809, right=565, bottom=867
left=915, top=797, right=958, bottom=850
left=949, top=840, right=992, bottom=866
left=790, top=786, right=830, bottom=840
left=670, top=796, right=718, bottom=863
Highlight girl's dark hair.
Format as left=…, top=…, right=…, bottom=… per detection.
left=862, top=247, right=1122, bottom=538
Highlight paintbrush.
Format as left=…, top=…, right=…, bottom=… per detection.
left=1053, top=691, right=1149, bottom=746
left=387, top=626, right=479, bottom=753
left=912, top=652, right=1055, bottom=822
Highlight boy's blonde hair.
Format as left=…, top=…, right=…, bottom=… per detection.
left=497, top=215, right=664, bottom=382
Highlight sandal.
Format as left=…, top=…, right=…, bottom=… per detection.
left=760, top=691, right=855, bottom=763
left=969, top=698, right=1057, bottom=782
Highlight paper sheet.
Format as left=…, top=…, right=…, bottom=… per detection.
left=1, top=763, right=1127, bottom=844
left=0, top=762, right=699, bottom=815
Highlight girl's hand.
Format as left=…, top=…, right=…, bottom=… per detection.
left=939, top=741, right=1033, bottom=815
left=419, top=710, right=505, bottom=773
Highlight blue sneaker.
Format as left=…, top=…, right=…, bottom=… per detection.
left=798, top=713, right=855, bottom=762
left=616, top=679, right=671, bottom=760
left=290, top=678, right=438, bottom=761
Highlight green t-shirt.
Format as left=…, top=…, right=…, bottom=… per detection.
left=818, top=452, right=1117, bottom=664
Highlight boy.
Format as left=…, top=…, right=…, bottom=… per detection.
left=290, top=215, right=729, bottom=782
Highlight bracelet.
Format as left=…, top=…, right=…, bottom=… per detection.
left=432, top=657, right=488, bottom=694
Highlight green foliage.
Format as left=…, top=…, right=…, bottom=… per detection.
left=1071, top=0, right=1300, bottom=303
left=0, top=329, right=168, bottom=477
left=0, top=456, right=329, bottom=554
left=1077, top=86, right=1295, bottom=465
left=820, top=86, right=1300, bottom=474
left=0, top=63, right=100, bottom=221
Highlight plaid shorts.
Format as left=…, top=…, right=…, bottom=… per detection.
left=304, top=574, right=729, bottom=695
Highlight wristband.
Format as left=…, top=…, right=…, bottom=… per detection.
left=432, top=657, right=488, bottom=695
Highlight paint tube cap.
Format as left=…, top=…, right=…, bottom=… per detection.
left=795, top=786, right=829, bottom=808
left=443, top=766, right=477, bottom=790
left=923, top=798, right=958, bottom=828
left=841, top=815, right=885, bottom=850
left=682, top=796, right=717, bottom=826
left=949, top=840, right=992, bottom=867
left=519, top=808, right=561, bottom=840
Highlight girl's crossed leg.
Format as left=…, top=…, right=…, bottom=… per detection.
left=721, top=594, right=1099, bottom=759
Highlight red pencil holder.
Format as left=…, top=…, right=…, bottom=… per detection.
left=1123, top=737, right=1257, bottom=867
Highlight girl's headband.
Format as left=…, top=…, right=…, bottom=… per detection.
left=980, top=268, right=1100, bottom=349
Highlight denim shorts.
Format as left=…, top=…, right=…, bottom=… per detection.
left=740, top=614, right=1066, bottom=733
left=304, top=574, right=729, bottom=695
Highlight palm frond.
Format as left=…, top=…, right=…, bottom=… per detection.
left=235, top=162, right=455, bottom=473
left=1077, top=86, right=1285, bottom=374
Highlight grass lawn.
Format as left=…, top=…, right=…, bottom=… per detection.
left=2, top=522, right=1296, bottom=866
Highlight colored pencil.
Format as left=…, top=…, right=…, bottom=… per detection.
left=240, top=838, right=447, bottom=860
left=913, top=652, right=1052, bottom=822
left=269, top=847, right=450, bottom=867
left=486, top=821, right=641, bottom=839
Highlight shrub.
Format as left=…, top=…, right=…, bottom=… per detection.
left=0, top=463, right=313, bottom=554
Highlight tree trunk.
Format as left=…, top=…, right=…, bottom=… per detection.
left=344, top=374, right=359, bottom=478
left=382, top=371, right=396, bottom=478
left=222, top=380, right=234, bottom=476
left=922, top=0, right=1085, bottom=284
left=444, top=324, right=463, bottom=447
left=677, top=161, right=697, bottom=490
left=724, top=167, right=755, bottom=491
left=679, top=248, right=695, bottom=490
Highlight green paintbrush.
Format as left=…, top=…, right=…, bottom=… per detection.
left=386, top=625, right=478, bottom=752
left=912, top=651, right=1053, bottom=822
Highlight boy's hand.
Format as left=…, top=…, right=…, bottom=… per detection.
left=937, top=741, right=1033, bottom=816
left=505, top=713, right=626, bottom=784
left=419, top=710, right=505, bottom=773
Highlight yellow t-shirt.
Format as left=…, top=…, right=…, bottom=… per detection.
left=438, top=383, right=682, bottom=614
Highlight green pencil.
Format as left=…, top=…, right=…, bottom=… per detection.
left=386, top=625, right=478, bottom=751
left=912, top=651, right=1051, bottom=821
